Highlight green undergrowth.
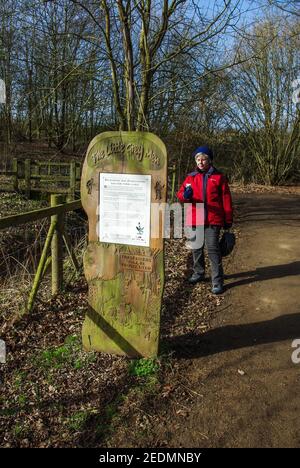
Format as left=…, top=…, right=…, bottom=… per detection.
left=128, top=357, right=160, bottom=377
left=35, top=334, right=96, bottom=371
left=0, top=192, right=47, bottom=218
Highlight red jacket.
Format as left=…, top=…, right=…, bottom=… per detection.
left=177, top=167, right=233, bottom=226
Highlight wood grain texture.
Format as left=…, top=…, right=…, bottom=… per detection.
left=81, top=131, right=167, bottom=357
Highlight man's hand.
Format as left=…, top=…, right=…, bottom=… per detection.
left=183, top=185, right=193, bottom=200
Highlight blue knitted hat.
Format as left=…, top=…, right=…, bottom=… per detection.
left=193, top=145, right=213, bottom=160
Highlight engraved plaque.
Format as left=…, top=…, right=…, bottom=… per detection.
left=120, top=253, right=153, bottom=272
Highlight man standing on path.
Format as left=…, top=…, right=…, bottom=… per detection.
left=177, top=146, right=233, bottom=294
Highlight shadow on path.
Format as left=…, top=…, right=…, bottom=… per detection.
left=225, top=261, right=300, bottom=290
left=166, top=312, right=300, bottom=359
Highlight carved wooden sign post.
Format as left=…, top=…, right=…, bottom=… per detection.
left=81, top=131, right=167, bottom=357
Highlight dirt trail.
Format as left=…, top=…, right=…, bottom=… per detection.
left=169, top=192, right=300, bottom=448
left=2, top=191, right=300, bottom=448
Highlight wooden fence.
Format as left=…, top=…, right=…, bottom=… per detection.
left=0, top=195, right=83, bottom=313
left=0, top=159, right=82, bottom=198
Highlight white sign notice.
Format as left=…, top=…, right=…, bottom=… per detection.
left=99, top=173, right=151, bottom=247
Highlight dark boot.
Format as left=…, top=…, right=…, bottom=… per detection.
left=188, top=273, right=206, bottom=284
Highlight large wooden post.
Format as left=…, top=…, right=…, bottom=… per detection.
left=81, top=131, right=167, bottom=357
left=51, top=194, right=64, bottom=295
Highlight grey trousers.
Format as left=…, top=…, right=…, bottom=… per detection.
left=186, top=225, right=224, bottom=286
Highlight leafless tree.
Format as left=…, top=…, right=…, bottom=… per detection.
left=72, top=0, right=244, bottom=130
left=226, top=16, right=300, bottom=184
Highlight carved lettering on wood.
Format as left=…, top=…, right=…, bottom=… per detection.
left=120, top=253, right=153, bottom=273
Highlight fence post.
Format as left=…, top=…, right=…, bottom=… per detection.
left=68, top=161, right=76, bottom=201
left=51, top=194, right=64, bottom=295
left=25, top=159, right=31, bottom=198
left=12, top=158, right=18, bottom=191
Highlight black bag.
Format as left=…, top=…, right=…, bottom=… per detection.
left=219, top=231, right=236, bottom=257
